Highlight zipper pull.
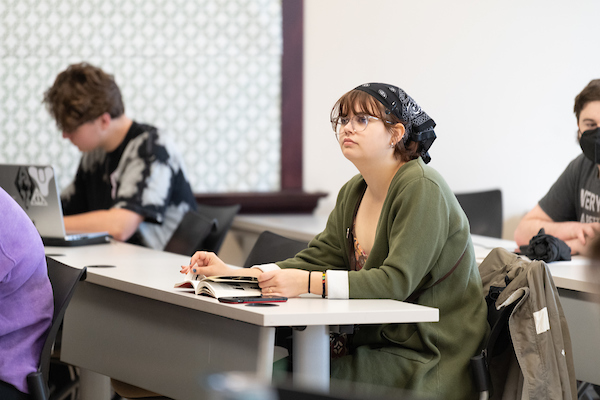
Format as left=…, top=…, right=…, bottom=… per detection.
left=346, top=227, right=349, bottom=238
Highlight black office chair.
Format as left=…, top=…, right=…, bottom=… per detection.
left=43, top=258, right=87, bottom=400
left=242, top=230, right=308, bottom=268
left=454, top=189, right=503, bottom=238
left=163, top=210, right=217, bottom=257
left=0, top=258, right=87, bottom=400
left=470, top=294, right=520, bottom=400
left=194, top=203, right=241, bottom=255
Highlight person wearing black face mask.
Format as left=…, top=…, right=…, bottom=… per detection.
left=515, top=79, right=600, bottom=256
left=579, top=126, right=600, bottom=164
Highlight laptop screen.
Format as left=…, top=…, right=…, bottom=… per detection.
left=0, top=164, right=67, bottom=238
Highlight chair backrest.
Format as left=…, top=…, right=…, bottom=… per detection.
left=454, top=189, right=503, bottom=238
left=195, top=203, right=241, bottom=254
left=163, top=210, right=217, bottom=256
left=27, top=258, right=86, bottom=399
left=243, top=230, right=308, bottom=268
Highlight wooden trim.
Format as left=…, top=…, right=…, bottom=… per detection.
left=195, top=191, right=327, bottom=214
left=281, top=0, right=304, bottom=190
left=194, top=0, right=325, bottom=214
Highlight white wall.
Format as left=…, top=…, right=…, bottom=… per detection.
left=302, top=0, right=600, bottom=239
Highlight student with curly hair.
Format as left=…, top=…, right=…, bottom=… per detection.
left=43, top=62, right=197, bottom=250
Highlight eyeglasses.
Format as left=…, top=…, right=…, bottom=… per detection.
left=331, top=114, right=386, bottom=140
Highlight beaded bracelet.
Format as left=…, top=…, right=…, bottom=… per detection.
left=322, top=271, right=326, bottom=298
left=308, top=271, right=311, bottom=294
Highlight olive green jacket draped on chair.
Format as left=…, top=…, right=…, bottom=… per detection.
left=277, top=158, right=488, bottom=399
left=478, top=248, right=577, bottom=399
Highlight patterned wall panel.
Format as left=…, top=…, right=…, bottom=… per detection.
left=0, top=0, right=282, bottom=193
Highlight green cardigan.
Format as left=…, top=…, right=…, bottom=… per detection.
left=277, top=158, right=488, bottom=399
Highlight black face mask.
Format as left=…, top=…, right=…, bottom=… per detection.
left=579, top=127, right=600, bottom=164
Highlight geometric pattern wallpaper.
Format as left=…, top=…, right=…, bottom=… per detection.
left=0, top=0, right=282, bottom=193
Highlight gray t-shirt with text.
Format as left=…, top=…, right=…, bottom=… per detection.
left=539, top=153, right=600, bottom=223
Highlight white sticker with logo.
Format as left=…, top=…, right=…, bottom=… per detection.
left=27, top=166, right=53, bottom=206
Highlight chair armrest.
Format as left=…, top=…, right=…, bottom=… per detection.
left=470, top=351, right=491, bottom=393
left=27, top=371, right=49, bottom=400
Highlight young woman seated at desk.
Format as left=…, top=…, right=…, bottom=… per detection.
left=180, top=83, right=488, bottom=399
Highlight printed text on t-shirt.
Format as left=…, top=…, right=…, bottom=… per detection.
left=580, top=189, right=600, bottom=222
left=580, top=189, right=600, bottom=212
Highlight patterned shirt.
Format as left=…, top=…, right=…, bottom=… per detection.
left=61, top=121, right=197, bottom=250
left=351, top=221, right=368, bottom=270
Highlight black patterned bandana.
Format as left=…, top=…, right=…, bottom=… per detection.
left=355, top=83, right=437, bottom=163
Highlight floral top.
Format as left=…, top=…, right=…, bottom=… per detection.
left=352, top=221, right=368, bottom=270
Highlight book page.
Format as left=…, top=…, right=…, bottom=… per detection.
left=198, top=281, right=261, bottom=298
left=174, top=273, right=205, bottom=289
left=174, top=273, right=261, bottom=298
left=203, top=276, right=258, bottom=283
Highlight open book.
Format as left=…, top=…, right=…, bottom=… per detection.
left=174, top=273, right=261, bottom=298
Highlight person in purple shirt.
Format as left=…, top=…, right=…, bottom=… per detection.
left=0, top=187, right=53, bottom=395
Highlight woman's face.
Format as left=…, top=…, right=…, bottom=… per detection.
left=337, top=111, right=398, bottom=163
left=578, top=100, right=600, bottom=137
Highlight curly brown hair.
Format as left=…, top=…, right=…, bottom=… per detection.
left=43, top=62, right=124, bottom=133
left=574, top=79, right=600, bottom=121
left=330, top=89, right=419, bottom=162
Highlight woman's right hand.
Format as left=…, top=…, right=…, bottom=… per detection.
left=180, top=251, right=232, bottom=276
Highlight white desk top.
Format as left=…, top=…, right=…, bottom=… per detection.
left=545, top=259, right=600, bottom=294
left=471, top=234, right=519, bottom=263
left=46, top=240, right=438, bottom=327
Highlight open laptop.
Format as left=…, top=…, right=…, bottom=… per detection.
left=0, top=163, right=110, bottom=246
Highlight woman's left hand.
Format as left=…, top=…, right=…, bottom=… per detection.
left=180, top=251, right=232, bottom=276
left=257, top=269, right=310, bottom=298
